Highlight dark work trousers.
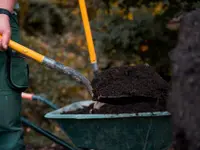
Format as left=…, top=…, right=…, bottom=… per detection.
left=0, top=12, right=29, bottom=150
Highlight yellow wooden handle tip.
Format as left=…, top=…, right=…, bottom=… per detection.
left=0, top=35, right=44, bottom=63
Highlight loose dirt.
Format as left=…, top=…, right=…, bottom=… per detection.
left=64, top=64, right=169, bottom=114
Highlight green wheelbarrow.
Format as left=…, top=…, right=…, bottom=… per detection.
left=22, top=93, right=172, bottom=150
left=45, top=100, right=172, bottom=150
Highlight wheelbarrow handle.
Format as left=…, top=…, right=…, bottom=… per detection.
left=21, top=117, right=79, bottom=150
left=1, top=36, right=93, bottom=96
left=21, top=92, right=34, bottom=101
left=22, top=92, right=58, bottom=110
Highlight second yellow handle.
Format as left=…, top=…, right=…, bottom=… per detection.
left=78, top=0, right=97, bottom=64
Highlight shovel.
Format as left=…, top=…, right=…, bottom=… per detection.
left=78, top=0, right=135, bottom=106
left=79, top=0, right=107, bottom=109
left=78, top=0, right=98, bottom=76
left=0, top=35, right=93, bottom=97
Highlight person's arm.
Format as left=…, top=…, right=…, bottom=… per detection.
left=0, top=0, right=17, bottom=50
left=0, top=0, right=17, bottom=12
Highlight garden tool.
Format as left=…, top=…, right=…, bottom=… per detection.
left=0, top=35, right=93, bottom=97
left=78, top=0, right=98, bottom=76
left=79, top=0, right=106, bottom=109
left=78, top=1, right=169, bottom=107
left=78, top=0, right=140, bottom=106
left=0, top=37, right=116, bottom=106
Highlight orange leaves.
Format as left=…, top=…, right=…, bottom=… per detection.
left=152, top=2, right=164, bottom=16
left=65, top=33, right=87, bottom=51
left=127, top=12, right=134, bottom=20
left=102, top=1, right=134, bottom=21
left=152, top=1, right=168, bottom=16
left=71, top=8, right=80, bottom=16
left=95, top=1, right=169, bottom=23
left=139, top=40, right=149, bottom=52
left=111, top=1, right=119, bottom=7
left=140, top=44, right=149, bottom=52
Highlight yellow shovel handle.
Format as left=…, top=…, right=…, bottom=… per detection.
left=78, top=0, right=97, bottom=64
left=0, top=35, right=93, bottom=96
left=0, top=35, right=44, bottom=63
left=9, top=39, right=45, bottom=63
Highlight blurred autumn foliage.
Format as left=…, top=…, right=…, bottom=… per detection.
left=17, top=0, right=200, bottom=147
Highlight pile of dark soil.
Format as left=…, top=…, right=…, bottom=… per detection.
left=63, top=64, right=169, bottom=114
left=91, top=64, right=169, bottom=105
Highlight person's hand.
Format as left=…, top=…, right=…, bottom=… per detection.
left=0, top=14, right=11, bottom=51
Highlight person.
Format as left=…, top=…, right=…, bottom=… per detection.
left=0, top=0, right=29, bottom=150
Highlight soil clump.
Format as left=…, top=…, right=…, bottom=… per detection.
left=64, top=64, right=169, bottom=114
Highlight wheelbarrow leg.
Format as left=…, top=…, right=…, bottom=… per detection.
left=21, top=117, right=80, bottom=150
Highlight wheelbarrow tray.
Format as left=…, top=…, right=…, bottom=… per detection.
left=45, top=100, right=172, bottom=150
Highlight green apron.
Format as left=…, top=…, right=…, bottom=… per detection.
left=0, top=13, right=29, bottom=150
